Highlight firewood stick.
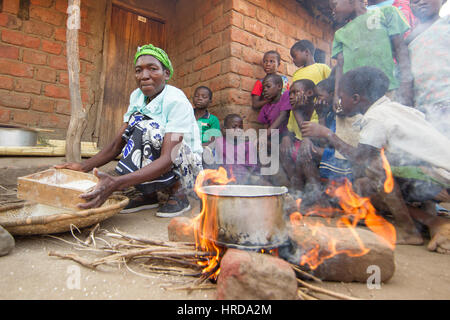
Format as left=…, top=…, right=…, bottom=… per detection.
left=145, top=256, right=203, bottom=269
left=297, top=289, right=318, bottom=300
left=296, top=278, right=359, bottom=300
left=164, top=283, right=216, bottom=291
left=110, top=229, right=195, bottom=248
left=48, top=251, right=96, bottom=270
left=290, top=264, right=323, bottom=283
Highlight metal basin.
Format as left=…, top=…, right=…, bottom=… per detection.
left=0, top=125, right=37, bottom=146
left=198, top=185, right=289, bottom=250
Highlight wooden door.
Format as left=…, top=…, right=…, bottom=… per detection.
left=99, top=5, right=165, bottom=148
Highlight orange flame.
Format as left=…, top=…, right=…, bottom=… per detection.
left=192, top=167, right=235, bottom=280
left=290, top=179, right=396, bottom=270
left=380, top=148, right=394, bottom=194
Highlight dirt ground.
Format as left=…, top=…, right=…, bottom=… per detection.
left=1, top=157, right=449, bottom=300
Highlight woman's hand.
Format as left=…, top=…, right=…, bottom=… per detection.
left=54, top=162, right=85, bottom=172
left=78, top=168, right=118, bottom=209
left=301, top=121, right=332, bottom=139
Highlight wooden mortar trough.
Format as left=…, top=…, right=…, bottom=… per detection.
left=17, top=168, right=99, bottom=210
left=0, top=195, right=129, bottom=236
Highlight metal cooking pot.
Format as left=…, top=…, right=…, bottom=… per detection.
left=0, top=125, right=38, bottom=147
left=198, top=185, right=289, bottom=250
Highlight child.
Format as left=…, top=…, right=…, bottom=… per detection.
left=286, top=40, right=331, bottom=155
left=302, top=78, right=354, bottom=184
left=213, top=114, right=259, bottom=185
left=305, top=66, right=450, bottom=253
left=367, top=0, right=417, bottom=36
left=257, top=74, right=291, bottom=136
left=330, top=0, right=414, bottom=107
left=251, top=50, right=289, bottom=110
left=281, top=79, right=317, bottom=190
left=407, top=0, right=450, bottom=139
left=193, top=86, right=222, bottom=146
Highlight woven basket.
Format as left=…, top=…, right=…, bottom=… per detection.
left=0, top=195, right=129, bottom=236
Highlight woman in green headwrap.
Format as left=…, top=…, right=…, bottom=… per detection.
left=56, top=44, right=203, bottom=217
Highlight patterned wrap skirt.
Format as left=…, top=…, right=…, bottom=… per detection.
left=115, top=113, right=203, bottom=194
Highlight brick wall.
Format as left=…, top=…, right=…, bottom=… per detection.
left=0, top=0, right=106, bottom=139
left=169, top=0, right=334, bottom=129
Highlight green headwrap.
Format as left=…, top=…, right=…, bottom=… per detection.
left=134, top=44, right=173, bottom=80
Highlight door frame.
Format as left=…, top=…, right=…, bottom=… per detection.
left=93, top=0, right=167, bottom=144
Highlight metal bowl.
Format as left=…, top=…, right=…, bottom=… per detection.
left=198, top=185, right=289, bottom=250
left=0, top=125, right=38, bottom=146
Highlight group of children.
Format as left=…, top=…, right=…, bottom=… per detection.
left=191, top=0, right=450, bottom=253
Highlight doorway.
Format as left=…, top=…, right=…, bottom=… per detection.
left=99, top=4, right=166, bottom=147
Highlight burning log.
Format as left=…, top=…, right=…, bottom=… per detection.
left=216, top=248, right=298, bottom=300
left=279, top=224, right=395, bottom=283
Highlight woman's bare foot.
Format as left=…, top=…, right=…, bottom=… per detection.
left=427, top=219, right=450, bottom=254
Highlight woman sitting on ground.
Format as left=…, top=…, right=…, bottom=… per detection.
left=55, top=44, right=203, bottom=218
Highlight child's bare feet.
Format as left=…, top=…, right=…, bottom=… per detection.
left=427, top=219, right=450, bottom=254
left=395, top=226, right=424, bottom=245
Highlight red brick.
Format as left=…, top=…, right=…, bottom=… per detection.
left=23, top=49, right=48, bottom=65
left=241, top=46, right=262, bottom=65
left=41, top=40, right=63, bottom=55
left=0, top=59, right=34, bottom=78
left=0, top=76, right=14, bottom=90
left=12, top=110, right=39, bottom=126
left=193, top=54, right=211, bottom=72
left=0, top=44, right=19, bottom=60
left=203, top=4, right=223, bottom=27
left=194, top=25, right=212, bottom=46
left=256, top=8, right=275, bottom=27
left=243, top=16, right=266, bottom=38
left=0, top=108, right=11, bottom=122
left=35, top=66, right=57, bottom=83
left=54, top=28, right=66, bottom=42
left=48, top=55, right=67, bottom=70
left=79, top=46, right=94, bottom=62
left=22, top=20, right=54, bottom=38
left=55, top=0, right=67, bottom=13
left=226, top=0, right=257, bottom=17
left=0, top=12, right=22, bottom=29
left=268, top=1, right=286, bottom=18
left=200, top=62, right=221, bottom=82
left=30, top=6, right=65, bottom=26
left=222, top=57, right=254, bottom=78
left=31, top=0, right=53, bottom=7
left=210, top=45, right=230, bottom=64
left=241, top=76, right=257, bottom=92
left=228, top=27, right=257, bottom=47
left=200, top=36, right=221, bottom=54
left=1, top=30, right=41, bottom=49
left=0, top=91, right=31, bottom=109
left=31, top=96, right=55, bottom=113
left=3, top=0, right=20, bottom=15
left=222, top=88, right=252, bottom=106
left=55, top=99, right=70, bottom=115
left=247, top=0, right=267, bottom=8
left=44, top=84, right=70, bottom=99
left=15, top=79, right=42, bottom=94
left=39, top=113, right=69, bottom=129
left=277, top=18, right=298, bottom=39
left=209, top=73, right=240, bottom=92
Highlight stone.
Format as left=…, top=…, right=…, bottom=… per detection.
left=279, top=224, right=395, bottom=283
left=216, top=248, right=298, bottom=300
left=167, top=217, right=195, bottom=243
left=0, top=225, right=15, bottom=257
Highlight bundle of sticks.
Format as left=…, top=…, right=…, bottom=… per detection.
left=47, top=224, right=359, bottom=299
